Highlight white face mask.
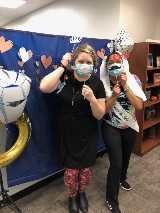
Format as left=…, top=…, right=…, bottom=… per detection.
left=107, top=63, right=124, bottom=77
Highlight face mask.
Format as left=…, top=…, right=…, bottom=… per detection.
left=75, top=64, right=93, bottom=76
left=107, top=63, right=124, bottom=77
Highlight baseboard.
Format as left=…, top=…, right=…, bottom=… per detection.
left=10, top=169, right=64, bottom=202
left=10, top=149, right=107, bottom=202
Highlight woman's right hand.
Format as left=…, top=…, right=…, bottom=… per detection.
left=61, top=52, right=72, bottom=67
left=112, top=84, right=121, bottom=99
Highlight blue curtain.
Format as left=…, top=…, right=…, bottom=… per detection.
left=0, top=28, right=110, bottom=186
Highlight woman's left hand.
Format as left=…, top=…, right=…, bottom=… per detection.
left=82, top=85, right=94, bottom=101
left=120, top=72, right=127, bottom=86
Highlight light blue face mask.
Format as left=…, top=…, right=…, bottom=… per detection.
left=75, top=64, right=93, bottom=76
left=107, top=63, right=124, bottom=77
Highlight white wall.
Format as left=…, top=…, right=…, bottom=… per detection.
left=4, top=0, right=160, bottom=42
left=1, top=0, right=160, bottom=196
left=119, top=0, right=159, bottom=42
left=155, top=0, right=160, bottom=39
left=4, top=0, right=120, bottom=40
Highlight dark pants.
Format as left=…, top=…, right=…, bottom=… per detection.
left=101, top=121, right=137, bottom=206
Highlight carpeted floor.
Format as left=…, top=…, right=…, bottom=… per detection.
left=1, top=145, right=160, bottom=213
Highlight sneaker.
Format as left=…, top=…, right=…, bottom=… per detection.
left=119, top=181, right=131, bottom=191
left=107, top=201, right=121, bottom=213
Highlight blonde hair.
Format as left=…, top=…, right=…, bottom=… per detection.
left=73, top=44, right=98, bottom=67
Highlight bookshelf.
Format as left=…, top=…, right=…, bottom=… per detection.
left=129, top=42, right=160, bottom=156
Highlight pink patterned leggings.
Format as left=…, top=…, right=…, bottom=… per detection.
left=64, top=167, right=92, bottom=197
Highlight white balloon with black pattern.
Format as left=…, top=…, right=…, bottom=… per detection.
left=0, top=69, right=31, bottom=124
left=107, top=29, right=134, bottom=54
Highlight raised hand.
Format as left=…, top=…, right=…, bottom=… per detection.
left=120, top=72, right=127, bottom=86
left=61, top=52, right=72, bottom=68
left=112, top=84, right=121, bottom=99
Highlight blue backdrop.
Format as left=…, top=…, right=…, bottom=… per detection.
left=0, top=28, right=110, bottom=187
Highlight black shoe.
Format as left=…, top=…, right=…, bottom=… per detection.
left=107, top=201, right=121, bottom=213
left=69, top=196, right=79, bottom=213
left=119, top=181, right=131, bottom=191
left=78, top=192, right=88, bottom=213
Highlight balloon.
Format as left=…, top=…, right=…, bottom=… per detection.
left=0, top=69, right=31, bottom=169
left=107, top=29, right=134, bottom=54
left=0, top=69, right=31, bottom=124
left=0, top=113, right=31, bottom=169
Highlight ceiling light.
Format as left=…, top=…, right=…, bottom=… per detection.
left=0, top=0, right=26, bottom=9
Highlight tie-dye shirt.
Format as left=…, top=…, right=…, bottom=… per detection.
left=103, top=75, right=142, bottom=129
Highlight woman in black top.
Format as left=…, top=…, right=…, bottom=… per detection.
left=40, top=44, right=106, bottom=213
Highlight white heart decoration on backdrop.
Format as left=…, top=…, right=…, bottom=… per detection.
left=18, top=47, right=33, bottom=62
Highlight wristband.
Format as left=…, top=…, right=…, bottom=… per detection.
left=124, top=86, right=130, bottom=94
left=60, top=63, right=67, bottom=71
